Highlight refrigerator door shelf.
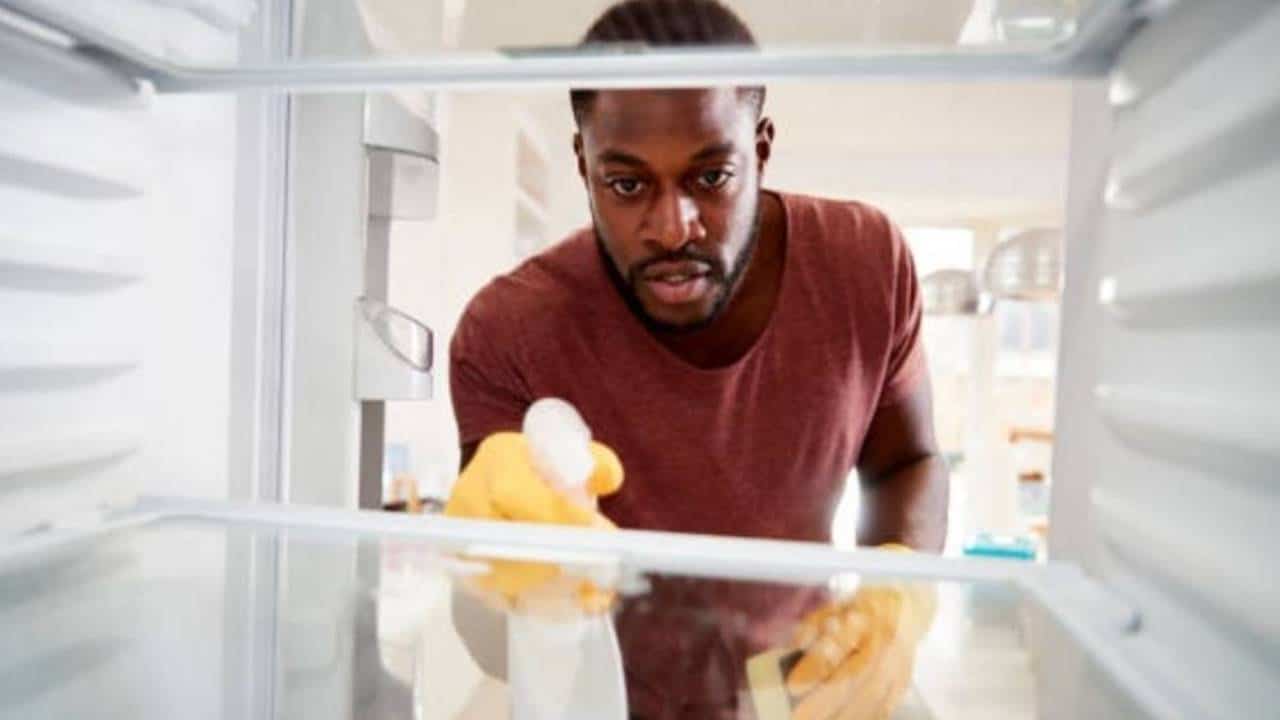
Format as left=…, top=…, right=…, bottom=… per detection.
left=354, top=297, right=433, bottom=401
left=0, top=496, right=1163, bottom=720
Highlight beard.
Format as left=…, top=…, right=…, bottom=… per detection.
left=593, top=195, right=762, bottom=335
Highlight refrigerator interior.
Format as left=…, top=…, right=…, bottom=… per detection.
left=1, top=0, right=1278, bottom=718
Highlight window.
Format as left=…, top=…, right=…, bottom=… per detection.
left=902, top=226, right=976, bottom=278
left=995, top=300, right=1058, bottom=377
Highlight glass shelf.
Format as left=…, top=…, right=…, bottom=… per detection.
left=0, top=0, right=1141, bottom=94
left=0, top=498, right=1148, bottom=719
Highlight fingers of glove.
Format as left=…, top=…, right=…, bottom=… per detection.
left=443, top=452, right=500, bottom=519
left=797, top=602, right=868, bottom=648
left=798, top=617, right=890, bottom=717
left=787, top=635, right=845, bottom=699
left=791, top=627, right=887, bottom=720
left=900, top=582, right=940, bottom=640
left=855, top=581, right=940, bottom=646
left=788, top=606, right=870, bottom=697
left=838, top=639, right=903, bottom=720
left=586, top=442, right=624, bottom=497
left=448, top=434, right=614, bottom=527
left=846, top=642, right=913, bottom=720
left=443, top=483, right=492, bottom=520
left=793, top=603, right=840, bottom=649
left=837, top=610, right=870, bottom=648
left=790, top=666, right=856, bottom=720
left=852, top=586, right=904, bottom=624
left=489, top=459, right=599, bottom=526
left=872, top=653, right=914, bottom=720
left=445, top=432, right=523, bottom=520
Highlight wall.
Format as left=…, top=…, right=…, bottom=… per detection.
left=383, top=91, right=530, bottom=498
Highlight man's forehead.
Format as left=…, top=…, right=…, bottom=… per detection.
left=581, top=87, right=755, bottom=150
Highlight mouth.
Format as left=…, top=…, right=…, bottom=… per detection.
left=640, top=261, right=715, bottom=306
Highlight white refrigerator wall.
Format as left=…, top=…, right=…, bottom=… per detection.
left=1047, top=1, right=1280, bottom=717
left=0, top=24, right=244, bottom=534
left=0, top=4, right=273, bottom=718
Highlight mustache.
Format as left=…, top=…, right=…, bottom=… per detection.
left=627, top=247, right=727, bottom=284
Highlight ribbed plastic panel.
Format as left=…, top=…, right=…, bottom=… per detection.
left=0, top=67, right=150, bottom=536
left=1053, top=1, right=1280, bottom=717
left=0, top=0, right=249, bottom=534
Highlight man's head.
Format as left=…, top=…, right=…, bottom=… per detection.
left=571, top=0, right=774, bottom=332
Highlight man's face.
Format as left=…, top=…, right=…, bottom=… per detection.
left=575, top=88, right=771, bottom=331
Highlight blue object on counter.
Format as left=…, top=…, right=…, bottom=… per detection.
left=963, top=532, right=1037, bottom=560
left=382, top=442, right=412, bottom=488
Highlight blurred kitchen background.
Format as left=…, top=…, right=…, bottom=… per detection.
left=287, top=0, right=1080, bottom=559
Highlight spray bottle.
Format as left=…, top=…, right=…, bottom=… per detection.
left=506, top=398, right=628, bottom=720
left=522, top=397, right=597, bottom=510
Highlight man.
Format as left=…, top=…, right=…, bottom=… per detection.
left=446, top=1, right=949, bottom=717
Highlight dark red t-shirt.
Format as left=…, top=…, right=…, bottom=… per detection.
left=450, top=191, right=925, bottom=718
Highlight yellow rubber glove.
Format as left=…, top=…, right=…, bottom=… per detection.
left=444, top=431, right=624, bottom=615
left=785, top=545, right=937, bottom=720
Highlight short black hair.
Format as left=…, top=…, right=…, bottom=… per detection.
left=570, top=0, right=765, bottom=125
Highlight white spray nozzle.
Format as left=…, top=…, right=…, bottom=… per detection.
left=523, top=398, right=595, bottom=502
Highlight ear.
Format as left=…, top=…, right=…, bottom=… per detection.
left=754, top=116, right=775, bottom=175
left=573, top=132, right=587, bottom=183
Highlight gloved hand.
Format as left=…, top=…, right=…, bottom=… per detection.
left=784, top=546, right=937, bottom=720
left=444, top=431, right=624, bottom=615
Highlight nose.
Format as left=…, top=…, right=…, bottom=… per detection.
left=645, top=185, right=705, bottom=252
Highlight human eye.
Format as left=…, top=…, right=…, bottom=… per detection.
left=606, top=176, right=646, bottom=198
left=694, top=168, right=734, bottom=190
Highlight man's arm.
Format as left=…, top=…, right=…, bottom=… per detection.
left=855, top=377, right=949, bottom=552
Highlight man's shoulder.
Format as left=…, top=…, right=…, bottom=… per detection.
left=778, top=191, right=905, bottom=279
left=773, top=191, right=917, bottom=338
left=780, top=191, right=896, bottom=245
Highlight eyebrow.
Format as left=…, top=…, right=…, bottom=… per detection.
left=596, top=141, right=738, bottom=168
left=689, top=141, right=736, bottom=162
left=596, top=149, right=647, bottom=167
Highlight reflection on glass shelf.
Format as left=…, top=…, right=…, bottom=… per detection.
left=0, top=513, right=1050, bottom=720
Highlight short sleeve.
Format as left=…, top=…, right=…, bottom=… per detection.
left=878, top=219, right=928, bottom=408
left=449, top=293, right=531, bottom=446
